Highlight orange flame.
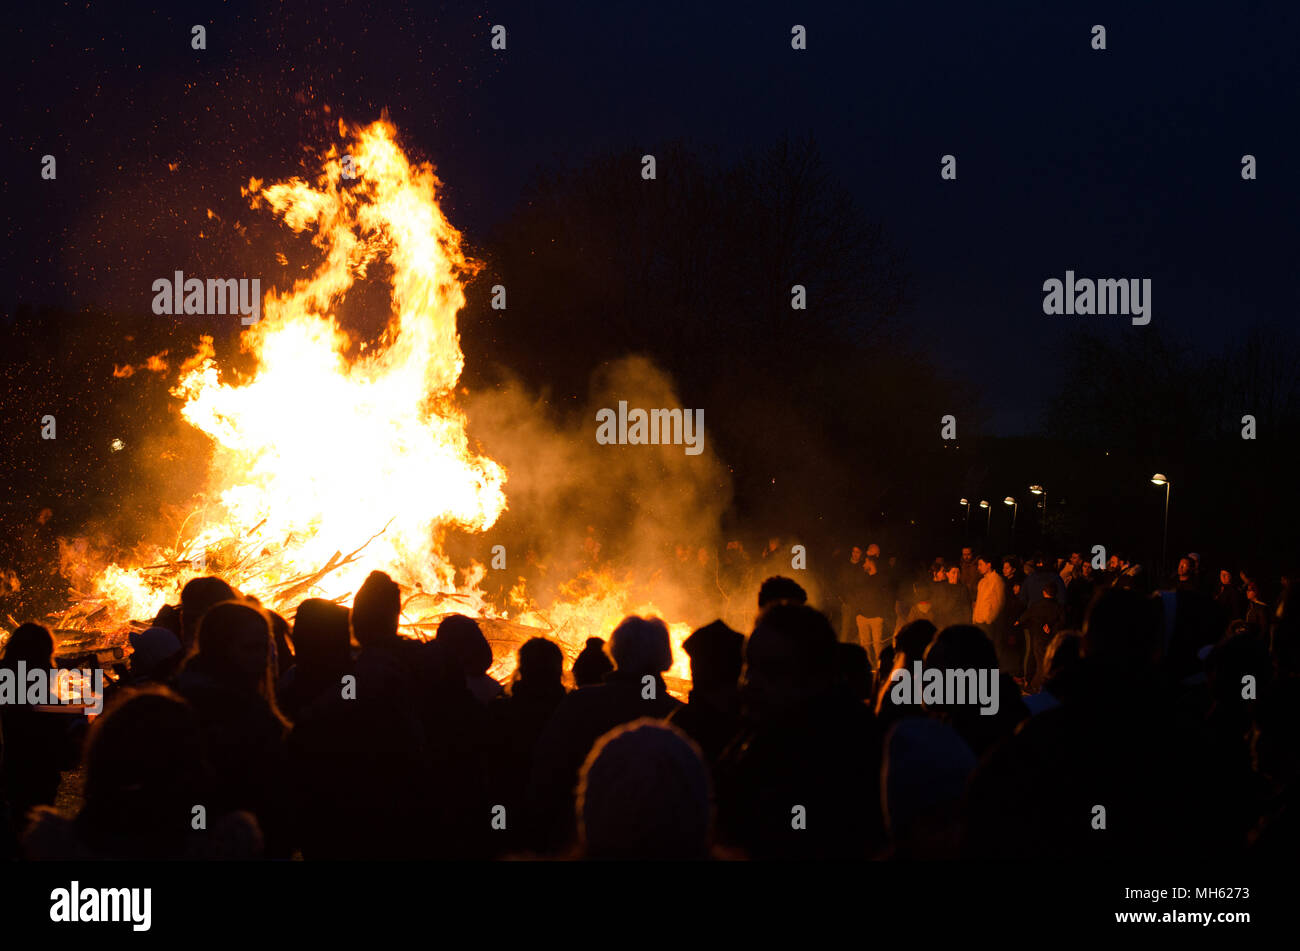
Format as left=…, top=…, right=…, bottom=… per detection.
left=81, top=118, right=693, bottom=684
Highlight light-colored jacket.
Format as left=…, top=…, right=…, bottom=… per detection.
left=973, top=571, right=1005, bottom=625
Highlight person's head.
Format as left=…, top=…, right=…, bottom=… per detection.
left=757, top=575, right=807, bottom=610
left=945, top=565, right=961, bottom=585
left=1001, top=557, right=1017, bottom=579
left=351, top=570, right=402, bottom=647
left=924, top=624, right=999, bottom=678
left=608, top=616, right=673, bottom=678
left=1, top=622, right=55, bottom=668
left=850, top=546, right=864, bottom=564
left=931, top=558, right=946, bottom=581
left=976, top=555, right=994, bottom=576
left=572, top=637, right=614, bottom=686
left=291, top=598, right=352, bottom=674
left=1107, top=554, right=1120, bottom=570
left=1081, top=562, right=1093, bottom=579
left=179, top=576, right=237, bottom=652
left=77, top=685, right=209, bottom=858
left=576, top=719, right=710, bottom=860
left=865, top=542, right=881, bottom=560
left=514, top=637, right=564, bottom=692
left=863, top=556, right=879, bottom=576
left=1177, top=557, right=1192, bottom=580
left=921, top=625, right=1000, bottom=717
left=127, top=627, right=183, bottom=682
left=1220, top=568, right=1233, bottom=586
left=193, top=601, right=280, bottom=702
left=894, top=619, right=938, bottom=666
left=152, top=603, right=182, bottom=637
left=436, top=614, right=493, bottom=678
left=742, top=603, right=837, bottom=722
left=960, top=547, right=973, bottom=564
left=1069, top=552, right=1083, bottom=568
left=682, top=620, right=743, bottom=691
left=834, top=642, right=872, bottom=702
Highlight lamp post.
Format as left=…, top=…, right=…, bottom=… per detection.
left=1004, top=496, right=1018, bottom=537
left=1151, top=473, right=1171, bottom=581
left=979, top=500, right=991, bottom=535
left=959, top=498, right=970, bottom=525
left=1029, top=484, right=1048, bottom=530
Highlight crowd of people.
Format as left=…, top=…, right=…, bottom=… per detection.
left=0, top=541, right=1295, bottom=860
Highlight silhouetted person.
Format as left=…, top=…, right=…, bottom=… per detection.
left=858, top=556, right=889, bottom=668
left=125, top=626, right=183, bottom=686
left=575, top=719, right=712, bottom=860
left=528, top=616, right=681, bottom=854
left=178, top=576, right=237, bottom=655
left=875, top=619, right=937, bottom=729
left=1215, top=568, right=1244, bottom=626
left=572, top=637, right=613, bottom=687
left=667, top=620, right=744, bottom=765
left=958, top=546, right=979, bottom=598
left=932, top=564, right=973, bottom=629
left=152, top=603, right=182, bottom=638
left=1023, top=629, right=1083, bottom=714
left=1019, top=581, right=1066, bottom=691
left=485, top=637, right=568, bottom=853
left=287, top=573, right=433, bottom=859
left=0, top=623, right=81, bottom=858
left=23, top=686, right=261, bottom=859
left=836, top=545, right=865, bottom=642
left=715, top=603, right=884, bottom=859
left=437, top=614, right=503, bottom=704
left=176, top=600, right=292, bottom=859
left=833, top=641, right=872, bottom=705
left=922, top=624, right=1027, bottom=757
left=881, top=718, right=976, bottom=859
left=757, top=576, right=806, bottom=611
left=278, top=598, right=351, bottom=723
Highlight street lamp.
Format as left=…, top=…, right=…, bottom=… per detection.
left=1151, top=473, right=1171, bottom=580
left=1029, top=484, right=1048, bottom=528
left=979, top=500, right=991, bottom=534
left=959, top=498, right=970, bottom=524
left=1004, top=496, right=1018, bottom=536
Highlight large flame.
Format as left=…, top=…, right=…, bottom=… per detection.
left=76, top=118, right=693, bottom=682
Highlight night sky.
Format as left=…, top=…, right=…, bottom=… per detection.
left=5, top=1, right=1299, bottom=434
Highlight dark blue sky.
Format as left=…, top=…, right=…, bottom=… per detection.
left=6, top=1, right=1298, bottom=434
